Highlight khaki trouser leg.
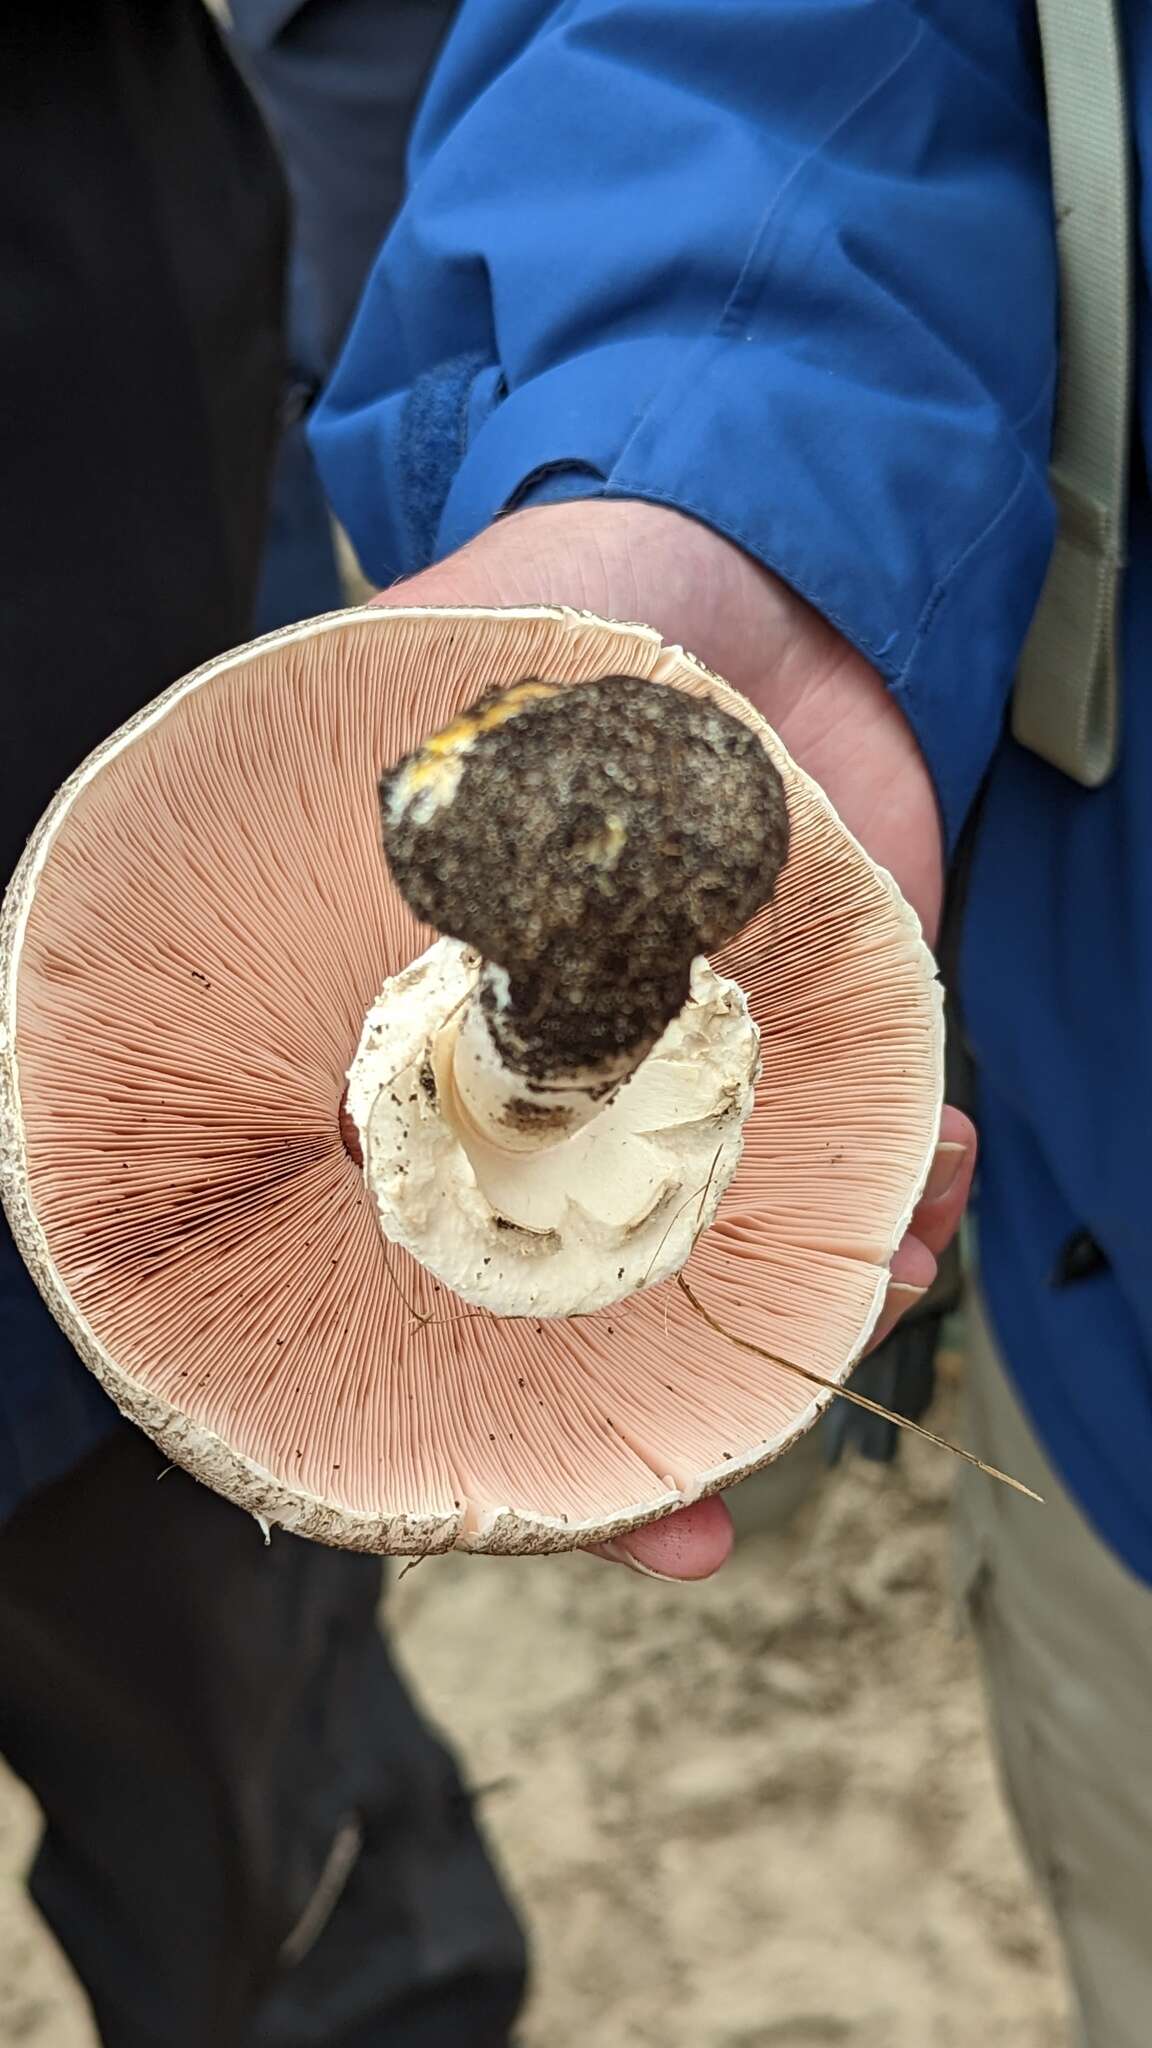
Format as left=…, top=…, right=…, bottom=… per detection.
left=956, top=1295, right=1152, bottom=2048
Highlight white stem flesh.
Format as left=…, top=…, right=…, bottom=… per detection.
left=345, top=939, right=761, bottom=1319
left=448, top=963, right=647, bottom=1157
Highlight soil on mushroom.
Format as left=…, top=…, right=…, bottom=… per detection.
left=0, top=1371, right=1064, bottom=2047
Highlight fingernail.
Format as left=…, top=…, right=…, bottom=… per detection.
left=599, top=1540, right=681, bottom=1583
left=924, top=1141, right=967, bottom=1204
left=887, top=1280, right=929, bottom=1304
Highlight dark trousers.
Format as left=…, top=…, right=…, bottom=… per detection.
left=1, top=6, right=525, bottom=2039
left=0, top=1434, right=525, bottom=2048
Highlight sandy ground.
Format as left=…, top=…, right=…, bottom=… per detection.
left=0, top=1367, right=1067, bottom=2048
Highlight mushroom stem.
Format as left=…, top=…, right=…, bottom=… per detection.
left=445, top=965, right=641, bottom=1155
left=379, top=675, right=790, bottom=1158
left=346, top=938, right=762, bottom=1318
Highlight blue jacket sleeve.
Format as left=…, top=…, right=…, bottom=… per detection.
left=311, top=0, right=1058, bottom=843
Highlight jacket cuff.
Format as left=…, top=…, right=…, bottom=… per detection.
left=429, top=340, right=1054, bottom=848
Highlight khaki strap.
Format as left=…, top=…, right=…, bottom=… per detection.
left=1011, top=0, right=1133, bottom=786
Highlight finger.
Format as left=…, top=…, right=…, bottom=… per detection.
left=865, top=1230, right=937, bottom=1353
left=934, top=1102, right=975, bottom=1152
left=907, top=1107, right=977, bottom=1259
left=863, top=1110, right=977, bottom=1352
left=588, top=1494, right=734, bottom=1582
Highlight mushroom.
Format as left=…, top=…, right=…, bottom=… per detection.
left=0, top=606, right=943, bottom=1555
left=353, top=673, right=789, bottom=1318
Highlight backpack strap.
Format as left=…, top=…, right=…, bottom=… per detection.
left=1012, top=0, right=1134, bottom=786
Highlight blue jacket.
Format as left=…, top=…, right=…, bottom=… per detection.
left=311, top=0, right=1152, bottom=1576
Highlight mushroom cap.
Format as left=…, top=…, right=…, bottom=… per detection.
left=0, top=607, right=943, bottom=1555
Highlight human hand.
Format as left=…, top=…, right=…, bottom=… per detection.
left=371, top=498, right=976, bottom=1578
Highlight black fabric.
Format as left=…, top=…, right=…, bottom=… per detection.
left=0, top=0, right=291, bottom=1518
left=0, top=0, right=288, bottom=887
left=229, top=0, right=459, bottom=378
left=0, top=1431, right=526, bottom=2048
left=0, top=14, right=526, bottom=2043
left=226, top=0, right=461, bottom=634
